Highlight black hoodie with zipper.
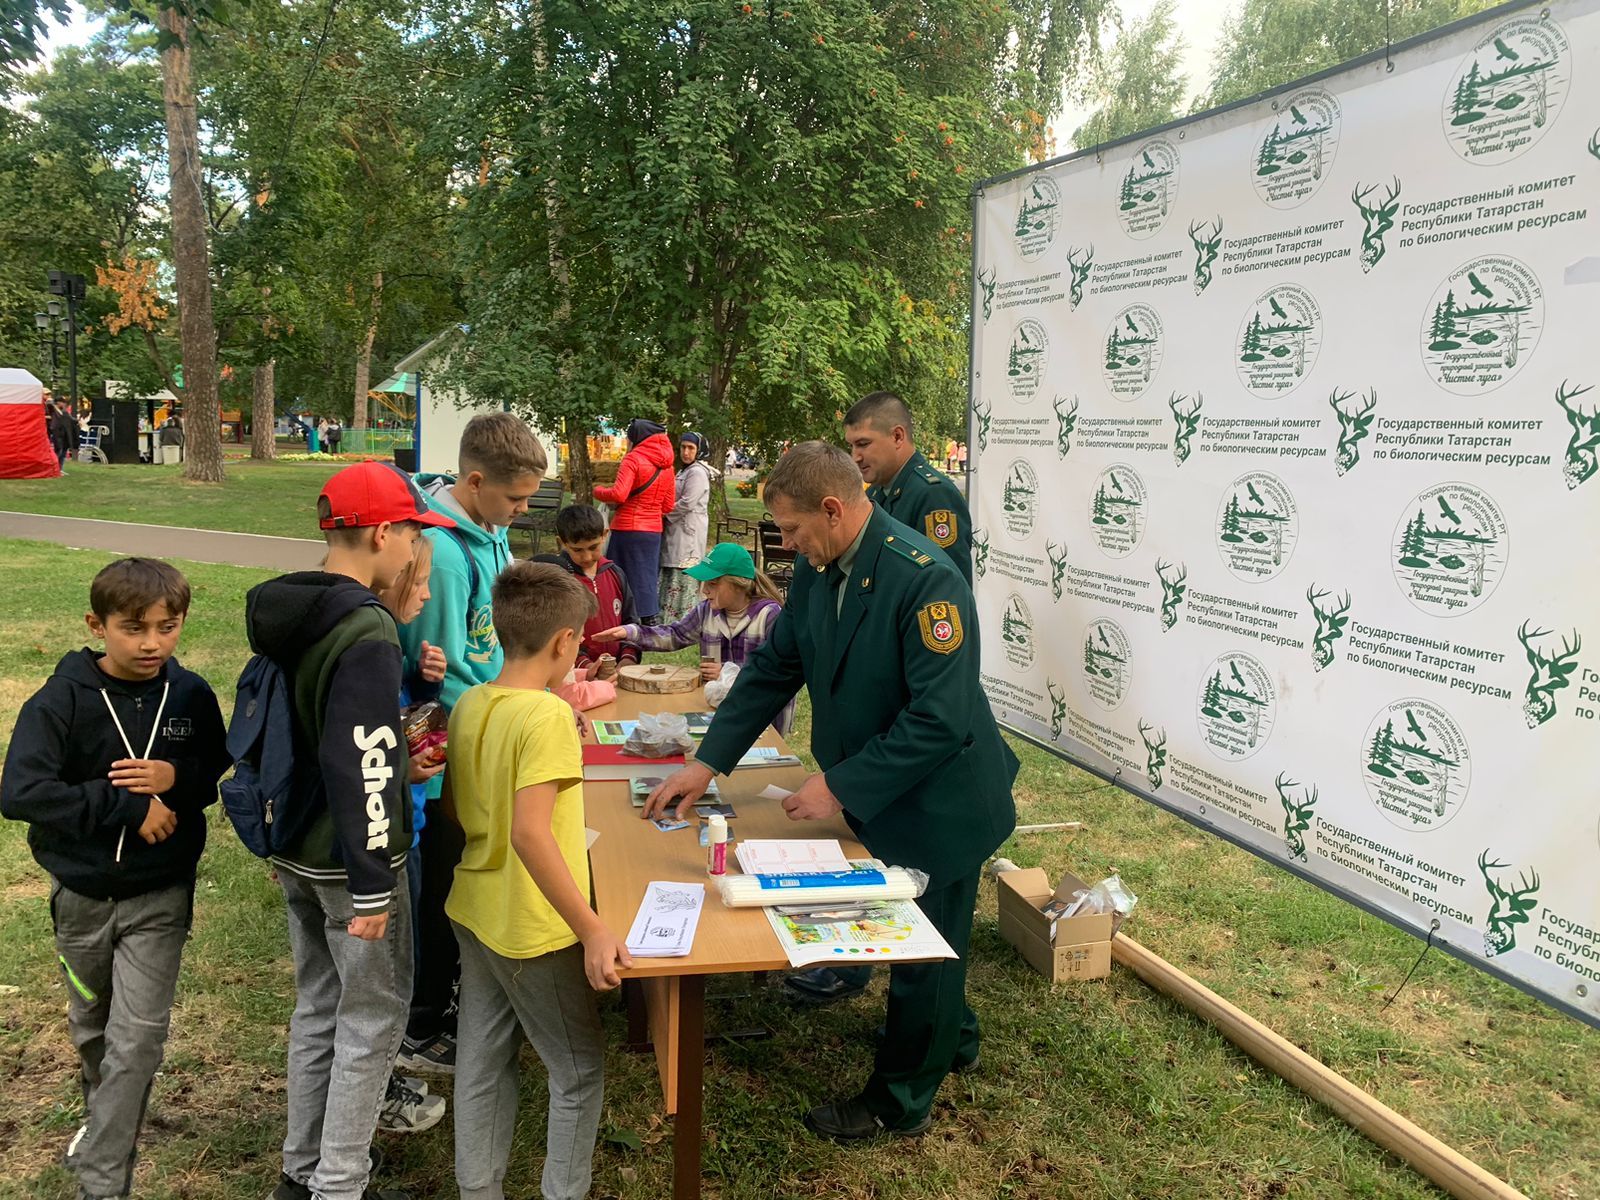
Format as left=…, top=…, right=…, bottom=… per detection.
left=1, top=649, right=228, bottom=901
left=243, top=571, right=409, bottom=915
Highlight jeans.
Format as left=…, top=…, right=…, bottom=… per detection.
left=452, top=925, right=604, bottom=1200
left=279, top=868, right=412, bottom=1200
left=52, top=879, right=192, bottom=1198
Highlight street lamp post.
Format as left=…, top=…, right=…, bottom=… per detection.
left=46, top=270, right=86, bottom=414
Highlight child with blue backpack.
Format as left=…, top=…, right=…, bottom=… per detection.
left=238, top=462, right=456, bottom=1200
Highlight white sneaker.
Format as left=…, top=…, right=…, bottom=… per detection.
left=378, top=1077, right=445, bottom=1134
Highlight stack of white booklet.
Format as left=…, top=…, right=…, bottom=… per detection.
left=625, top=881, right=705, bottom=958
left=734, top=839, right=851, bottom=874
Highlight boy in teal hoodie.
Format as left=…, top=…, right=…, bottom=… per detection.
left=396, top=412, right=547, bottom=1072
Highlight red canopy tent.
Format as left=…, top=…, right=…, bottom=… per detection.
left=0, top=368, right=60, bottom=479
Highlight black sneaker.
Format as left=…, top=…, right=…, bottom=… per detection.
left=394, top=1032, right=456, bottom=1075
left=271, top=1149, right=387, bottom=1200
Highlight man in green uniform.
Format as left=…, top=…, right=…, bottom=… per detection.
left=645, top=441, right=1017, bottom=1140
left=846, top=390, right=972, bottom=585
left=788, top=392, right=977, bottom=1004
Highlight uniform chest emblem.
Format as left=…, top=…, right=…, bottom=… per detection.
left=925, top=509, right=957, bottom=548
left=917, top=601, right=964, bottom=654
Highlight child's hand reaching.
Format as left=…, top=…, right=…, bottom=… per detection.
left=137, top=796, right=177, bottom=844
left=409, top=750, right=446, bottom=784
left=581, top=926, right=633, bottom=990
left=419, top=640, right=447, bottom=684
left=111, top=758, right=177, bottom=795
left=591, top=625, right=629, bottom=643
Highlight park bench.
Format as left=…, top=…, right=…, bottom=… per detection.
left=755, top=517, right=795, bottom=597
left=509, top=477, right=566, bottom=556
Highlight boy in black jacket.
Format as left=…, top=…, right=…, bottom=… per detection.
left=246, top=462, right=455, bottom=1200
left=1, top=557, right=228, bottom=1200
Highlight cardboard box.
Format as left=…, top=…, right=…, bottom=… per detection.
left=997, top=868, right=1113, bottom=983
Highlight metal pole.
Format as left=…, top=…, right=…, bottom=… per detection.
left=65, top=282, right=80, bottom=417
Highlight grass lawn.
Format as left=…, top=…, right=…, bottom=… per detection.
left=1, top=538, right=1596, bottom=1200
left=0, top=460, right=771, bottom=542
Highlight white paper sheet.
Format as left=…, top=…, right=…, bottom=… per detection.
left=757, top=785, right=794, bottom=802
left=625, top=881, right=705, bottom=958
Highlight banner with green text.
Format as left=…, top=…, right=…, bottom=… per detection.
left=969, top=0, right=1600, bottom=1025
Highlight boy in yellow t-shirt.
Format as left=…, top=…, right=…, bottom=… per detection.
left=444, top=561, right=631, bottom=1200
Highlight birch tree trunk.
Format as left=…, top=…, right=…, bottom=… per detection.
left=529, top=0, right=592, bottom=500
left=352, top=270, right=382, bottom=431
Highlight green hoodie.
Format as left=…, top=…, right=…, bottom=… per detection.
left=399, top=475, right=512, bottom=747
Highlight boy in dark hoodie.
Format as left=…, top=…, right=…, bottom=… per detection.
left=244, top=462, right=456, bottom=1200
left=2, top=557, right=228, bottom=1200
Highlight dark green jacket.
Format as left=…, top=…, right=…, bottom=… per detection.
left=697, top=507, right=1016, bottom=886
left=244, top=573, right=409, bottom=913
left=868, top=449, right=973, bottom=586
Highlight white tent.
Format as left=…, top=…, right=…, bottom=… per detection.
left=0, top=368, right=59, bottom=479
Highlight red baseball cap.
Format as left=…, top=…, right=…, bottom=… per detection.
left=318, top=462, right=458, bottom=530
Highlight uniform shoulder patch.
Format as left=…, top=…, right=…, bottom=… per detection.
left=917, top=601, right=964, bottom=654
left=883, top=535, right=933, bottom=568
left=924, top=508, right=958, bottom=548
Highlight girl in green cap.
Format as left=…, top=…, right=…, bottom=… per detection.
left=592, top=542, right=794, bottom=733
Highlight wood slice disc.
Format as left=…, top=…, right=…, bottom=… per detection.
left=616, top=663, right=700, bottom=693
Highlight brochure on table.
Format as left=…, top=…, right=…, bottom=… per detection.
left=738, top=839, right=958, bottom=967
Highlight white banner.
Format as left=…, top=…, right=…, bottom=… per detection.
left=969, top=0, right=1600, bottom=1025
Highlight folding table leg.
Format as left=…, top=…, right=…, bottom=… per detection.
left=672, top=974, right=705, bottom=1200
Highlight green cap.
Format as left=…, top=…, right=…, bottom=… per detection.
left=685, top=542, right=756, bottom=581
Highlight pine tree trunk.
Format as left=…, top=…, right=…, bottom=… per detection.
left=352, top=270, right=382, bottom=430
left=160, top=7, right=223, bottom=483
left=251, top=360, right=276, bottom=460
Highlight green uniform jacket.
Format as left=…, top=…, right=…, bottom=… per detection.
left=696, top=507, right=1017, bottom=887
left=867, top=449, right=973, bottom=586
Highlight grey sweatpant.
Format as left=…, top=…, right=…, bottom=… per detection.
left=52, top=878, right=192, bottom=1199
left=279, top=868, right=412, bottom=1200
left=451, top=923, right=605, bottom=1200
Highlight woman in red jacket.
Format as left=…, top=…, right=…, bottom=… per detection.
left=593, top=418, right=677, bottom=622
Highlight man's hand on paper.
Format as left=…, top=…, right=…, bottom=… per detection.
left=782, top=772, right=843, bottom=822
left=642, top=761, right=714, bottom=821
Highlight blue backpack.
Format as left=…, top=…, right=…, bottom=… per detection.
left=220, top=654, right=314, bottom=858
left=220, top=598, right=383, bottom=857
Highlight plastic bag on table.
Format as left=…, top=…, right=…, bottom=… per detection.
left=704, top=661, right=741, bottom=708
left=623, top=711, right=696, bottom=757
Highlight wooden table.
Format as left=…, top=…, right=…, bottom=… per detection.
left=583, top=687, right=862, bottom=1199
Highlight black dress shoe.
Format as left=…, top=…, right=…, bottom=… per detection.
left=803, top=1095, right=931, bottom=1142
left=785, top=967, right=871, bottom=1003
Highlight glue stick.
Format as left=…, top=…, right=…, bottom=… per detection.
left=706, top=813, right=728, bottom=876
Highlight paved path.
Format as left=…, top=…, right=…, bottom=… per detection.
left=1, top=511, right=324, bottom=572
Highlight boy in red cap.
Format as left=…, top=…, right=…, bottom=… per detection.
left=244, top=462, right=455, bottom=1200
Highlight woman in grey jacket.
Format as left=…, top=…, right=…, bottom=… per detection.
left=658, top=432, right=714, bottom=620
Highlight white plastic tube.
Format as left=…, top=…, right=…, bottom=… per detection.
left=715, top=866, right=926, bottom=908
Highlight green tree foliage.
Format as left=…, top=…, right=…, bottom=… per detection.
left=430, top=0, right=1107, bottom=459
left=1200, top=0, right=1498, bottom=109
left=1072, top=0, right=1186, bottom=148
left=0, top=0, right=68, bottom=90
left=0, top=37, right=171, bottom=395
